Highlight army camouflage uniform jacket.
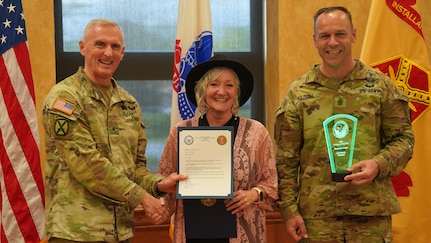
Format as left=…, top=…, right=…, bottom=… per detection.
left=42, top=67, right=164, bottom=242
left=274, top=60, right=414, bottom=221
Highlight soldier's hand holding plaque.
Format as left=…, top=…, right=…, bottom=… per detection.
left=323, top=114, right=358, bottom=182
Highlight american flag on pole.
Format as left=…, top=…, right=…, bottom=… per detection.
left=171, top=0, right=213, bottom=127
left=0, top=0, right=45, bottom=242
left=360, top=0, right=431, bottom=242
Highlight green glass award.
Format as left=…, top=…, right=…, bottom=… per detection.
left=323, top=114, right=358, bottom=182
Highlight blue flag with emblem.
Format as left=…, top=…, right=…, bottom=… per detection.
left=171, top=0, right=213, bottom=126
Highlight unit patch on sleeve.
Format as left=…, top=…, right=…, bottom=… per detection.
left=53, top=98, right=75, bottom=115
left=54, top=118, right=69, bottom=136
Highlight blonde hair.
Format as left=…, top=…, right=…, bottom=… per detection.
left=194, top=67, right=241, bottom=112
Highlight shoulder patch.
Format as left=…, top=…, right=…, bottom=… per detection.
left=53, top=98, right=75, bottom=115
left=54, top=118, right=69, bottom=136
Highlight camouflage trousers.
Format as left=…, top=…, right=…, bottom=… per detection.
left=49, top=238, right=130, bottom=243
left=300, top=215, right=392, bottom=243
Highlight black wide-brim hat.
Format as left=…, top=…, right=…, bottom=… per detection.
left=185, top=55, right=254, bottom=107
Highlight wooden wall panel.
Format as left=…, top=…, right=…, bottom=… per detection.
left=131, top=209, right=295, bottom=243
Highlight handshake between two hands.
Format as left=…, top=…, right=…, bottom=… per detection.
left=141, top=173, right=188, bottom=224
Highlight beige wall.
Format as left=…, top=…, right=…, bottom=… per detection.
left=23, top=0, right=55, bottom=169
left=25, top=1, right=431, bottom=165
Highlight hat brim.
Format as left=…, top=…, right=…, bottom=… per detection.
left=185, top=57, right=254, bottom=107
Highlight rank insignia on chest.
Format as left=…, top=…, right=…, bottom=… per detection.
left=334, top=96, right=347, bottom=108
left=54, top=118, right=69, bottom=136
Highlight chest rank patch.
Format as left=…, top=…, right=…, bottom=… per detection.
left=54, top=118, right=69, bottom=136
left=53, top=98, right=75, bottom=115
left=334, top=96, right=347, bottom=108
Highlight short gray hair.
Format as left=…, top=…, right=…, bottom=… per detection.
left=82, top=18, right=124, bottom=40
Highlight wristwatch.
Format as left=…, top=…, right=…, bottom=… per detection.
left=252, top=187, right=263, bottom=202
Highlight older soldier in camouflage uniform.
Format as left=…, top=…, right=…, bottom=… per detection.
left=42, top=19, right=187, bottom=243
left=274, top=6, right=414, bottom=243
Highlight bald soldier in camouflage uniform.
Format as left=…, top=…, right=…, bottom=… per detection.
left=43, top=19, right=186, bottom=243
left=274, top=6, right=414, bottom=243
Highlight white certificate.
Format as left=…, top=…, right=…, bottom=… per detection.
left=176, top=126, right=234, bottom=199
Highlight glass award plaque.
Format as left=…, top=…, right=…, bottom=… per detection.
left=323, top=114, right=358, bottom=182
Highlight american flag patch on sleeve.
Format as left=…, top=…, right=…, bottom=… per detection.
left=53, top=98, right=76, bottom=115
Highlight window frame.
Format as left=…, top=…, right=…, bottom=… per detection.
left=54, top=0, right=264, bottom=123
